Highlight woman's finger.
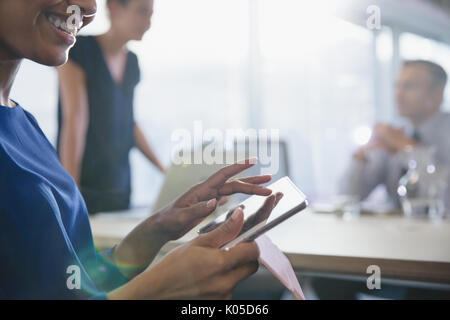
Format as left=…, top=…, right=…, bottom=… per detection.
left=238, top=175, right=272, bottom=185
left=273, top=192, right=284, bottom=207
left=221, top=242, right=260, bottom=270
left=240, top=192, right=283, bottom=234
left=213, top=261, right=260, bottom=297
left=198, top=204, right=245, bottom=234
left=218, top=180, right=272, bottom=197
left=195, top=208, right=245, bottom=248
left=183, top=198, right=218, bottom=222
left=203, top=158, right=258, bottom=189
left=217, top=195, right=230, bottom=206
left=225, top=261, right=260, bottom=285
left=241, top=195, right=275, bottom=233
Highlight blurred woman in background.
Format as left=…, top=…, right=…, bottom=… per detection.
left=58, top=0, right=165, bottom=214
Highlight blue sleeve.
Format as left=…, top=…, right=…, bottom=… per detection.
left=0, top=105, right=132, bottom=300
left=89, top=293, right=108, bottom=300
left=91, top=247, right=130, bottom=293
left=23, top=110, right=130, bottom=295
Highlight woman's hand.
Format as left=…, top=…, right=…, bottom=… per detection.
left=108, top=208, right=260, bottom=300
left=153, top=159, right=272, bottom=240
left=112, top=159, right=272, bottom=278
left=199, top=192, right=284, bottom=235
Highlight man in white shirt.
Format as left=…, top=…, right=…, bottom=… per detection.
left=341, top=60, right=450, bottom=211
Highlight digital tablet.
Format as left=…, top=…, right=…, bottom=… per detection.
left=199, top=177, right=308, bottom=250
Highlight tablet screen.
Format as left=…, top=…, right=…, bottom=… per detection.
left=200, top=177, right=307, bottom=246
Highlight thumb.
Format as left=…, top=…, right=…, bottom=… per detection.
left=195, top=208, right=244, bottom=248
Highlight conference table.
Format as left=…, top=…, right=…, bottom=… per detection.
left=90, top=207, right=450, bottom=287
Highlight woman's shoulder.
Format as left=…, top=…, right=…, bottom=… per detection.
left=20, top=107, right=42, bottom=131
left=0, top=104, right=39, bottom=135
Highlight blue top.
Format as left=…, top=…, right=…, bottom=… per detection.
left=0, top=104, right=128, bottom=299
left=57, top=35, right=140, bottom=214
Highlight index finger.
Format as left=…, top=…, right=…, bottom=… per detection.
left=241, top=194, right=279, bottom=234
left=205, top=158, right=258, bottom=188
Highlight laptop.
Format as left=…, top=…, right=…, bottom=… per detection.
left=151, top=140, right=290, bottom=213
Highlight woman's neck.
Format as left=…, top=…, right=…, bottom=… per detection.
left=0, top=49, right=21, bottom=107
left=97, top=28, right=129, bottom=56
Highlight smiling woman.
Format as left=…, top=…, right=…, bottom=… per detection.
left=0, top=0, right=271, bottom=300
left=0, top=0, right=96, bottom=67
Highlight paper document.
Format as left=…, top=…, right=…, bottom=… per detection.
left=255, top=235, right=305, bottom=300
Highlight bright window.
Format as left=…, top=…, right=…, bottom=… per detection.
left=9, top=1, right=450, bottom=208
left=258, top=0, right=376, bottom=199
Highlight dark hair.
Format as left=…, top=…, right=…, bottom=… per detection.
left=403, top=59, right=448, bottom=88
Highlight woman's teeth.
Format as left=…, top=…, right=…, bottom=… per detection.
left=47, top=14, right=80, bottom=37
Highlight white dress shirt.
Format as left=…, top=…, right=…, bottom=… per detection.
left=341, top=111, right=450, bottom=213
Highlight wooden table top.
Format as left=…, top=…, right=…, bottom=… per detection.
left=90, top=208, right=450, bottom=284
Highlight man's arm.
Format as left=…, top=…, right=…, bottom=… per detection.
left=57, top=61, right=89, bottom=185
left=340, top=123, right=417, bottom=200
left=134, top=123, right=165, bottom=173
left=340, top=147, right=389, bottom=201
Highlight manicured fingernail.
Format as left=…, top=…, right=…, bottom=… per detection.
left=207, top=199, right=217, bottom=208
left=231, top=208, right=243, bottom=221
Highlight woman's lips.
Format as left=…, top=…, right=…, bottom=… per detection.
left=44, top=12, right=81, bottom=46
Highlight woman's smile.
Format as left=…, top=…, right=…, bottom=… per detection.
left=0, top=0, right=96, bottom=65
left=43, top=10, right=82, bottom=46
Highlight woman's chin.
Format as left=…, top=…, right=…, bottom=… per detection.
left=33, top=47, right=69, bottom=67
